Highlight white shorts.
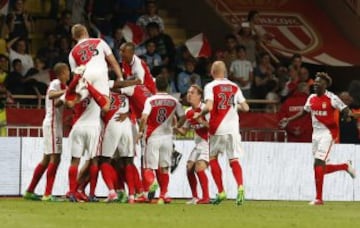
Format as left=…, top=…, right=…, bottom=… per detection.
left=143, top=135, right=173, bottom=169
left=312, top=130, right=334, bottom=161
left=188, top=140, right=209, bottom=163
left=102, top=118, right=134, bottom=158
left=209, top=133, right=244, bottom=159
left=83, top=71, right=110, bottom=96
left=42, top=124, right=62, bottom=155
left=69, top=125, right=102, bottom=159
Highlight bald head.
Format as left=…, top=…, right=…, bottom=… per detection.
left=211, top=61, right=227, bottom=79
left=339, top=91, right=353, bottom=106
left=71, top=24, right=89, bottom=41
left=120, top=42, right=136, bottom=63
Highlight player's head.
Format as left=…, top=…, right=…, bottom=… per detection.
left=71, top=24, right=89, bottom=41
left=338, top=91, right=353, bottom=106
left=211, top=61, right=227, bottom=79
left=187, top=84, right=202, bottom=106
left=54, top=62, right=70, bottom=83
left=155, top=74, right=168, bottom=92
left=314, top=72, right=332, bottom=95
left=120, top=42, right=135, bottom=63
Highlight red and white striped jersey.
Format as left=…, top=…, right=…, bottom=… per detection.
left=122, top=55, right=157, bottom=94
left=72, top=95, right=101, bottom=126
left=304, top=90, right=347, bottom=139
left=204, top=79, right=245, bottom=135
left=184, top=103, right=209, bottom=144
left=68, top=38, right=112, bottom=73
left=121, top=84, right=153, bottom=119
left=43, top=79, right=66, bottom=127
left=102, top=92, right=129, bottom=125
left=143, top=93, right=184, bottom=139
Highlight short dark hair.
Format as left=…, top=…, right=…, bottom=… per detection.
left=291, top=53, right=302, bottom=61
left=12, top=58, right=21, bottom=68
left=316, top=72, right=332, bottom=87
left=146, top=22, right=160, bottom=30
left=247, top=10, right=259, bottom=22
left=156, top=74, right=168, bottom=91
left=225, top=34, right=237, bottom=41
left=236, top=45, right=246, bottom=52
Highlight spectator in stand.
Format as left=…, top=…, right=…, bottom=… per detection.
left=137, top=0, right=164, bottom=32
left=87, top=0, right=115, bottom=37
left=247, top=10, right=261, bottom=38
left=108, top=26, right=126, bottom=63
left=113, top=0, right=144, bottom=24
left=0, top=15, right=9, bottom=49
left=290, top=54, right=303, bottom=73
left=299, top=66, right=314, bottom=91
left=338, top=92, right=360, bottom=144
left=157, top=66, right=177, bottom=94
left=6, top=0, right=33, bottom=39
left=177, top=59, right=201, bottom=98
left=7, top=37, right=33, bottom=76
left=24, top=57, right=50, bottom=94
left=141, top=40, right=162, bottom=74
left=145, top=22, right=175, bottom=67
left=222, top=34, right=238, bottom=70
left=237, top=22, right=257, bottom=67
left=228, top=45, right=253, bottom=99
left=281, top=65, right=299, bottom=98
left=54, top=10, right=72, bottom=38
left=175, top=45, right=193, bottom=72
left=5, top=59, right=25, bottom=95
left=265, top=79, right=280, bottom=113
left=278, top=82, right=312, bottom=142
left=54, top=36, right=71, bottom=65
left=36, top=32, right=60, bottom=68
left=274, top=64, right=289, bottom=97
left=70, top=0, right=87, bottom=24
left=251, top=52, right=274, bottom=108
left=0, top=57, right=8, bottom=86
left=0, top=54, right=9, bottom=73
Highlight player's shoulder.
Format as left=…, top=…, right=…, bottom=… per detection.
left=49, top=79, right=61, bottom=87
left=325, top=90, right=338, bottom=99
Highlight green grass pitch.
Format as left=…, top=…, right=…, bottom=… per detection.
left=1, top=199, right=360, bottom=228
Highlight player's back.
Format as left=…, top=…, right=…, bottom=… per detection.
left=122, top=84, right=152, bottom=119
left=204, top=79, right=244, bottom=135
left=102, top=93, right=129, bottom=125
left=69, top=38, right=110, bottom=74
left=144, top=93, right=181, bottom=138
left=43, top=79, right=66, bottom=127
left=72, top=95, right=101, bottom=127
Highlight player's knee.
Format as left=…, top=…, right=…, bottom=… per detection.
left=71, top=157, right=81, bottom=166
left=195, top=160, right=207, bottom=172
left=160, top=167, right=169, bottom=173
left=314, top=158, right=325, bottom=166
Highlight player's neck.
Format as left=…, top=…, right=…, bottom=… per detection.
left=191, top=101, right=201, bottom=109
left=156, top=90, right=168, bottom=94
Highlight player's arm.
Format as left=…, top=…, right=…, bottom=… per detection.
left=195, top=99, right=213, bottom=119
left=279, top=108, right=307, bottom=128
left=109, top=79, right=141, bottom=89
left=237, top=102, right=249, bottom=112
left=137, top=113, right=148, bottom=143
left=48, top=90, right=66, bottom=100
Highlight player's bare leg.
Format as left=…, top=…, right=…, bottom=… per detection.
left=209, top=156, right=226, bottom=204
left=229, top=158, right=244, bottom=206
left=42, top=153, right=62, bottom=201
left=195, top=160, right=210, bottom=204
left=24, top=154, right=50, bottom=200
left=186, top=161, right=198, bottom=204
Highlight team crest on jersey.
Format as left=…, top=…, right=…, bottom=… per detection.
left=322, top=102, right=327, bottom=109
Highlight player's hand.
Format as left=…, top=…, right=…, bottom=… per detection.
left=279, top=118, right=289, bottom=129
left=73, top=65, right=86, bottom=76
left=135, top=132, right=144, bottom=144
left=193, top=112, right=201, bottom=120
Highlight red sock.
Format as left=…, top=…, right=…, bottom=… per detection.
left=66, top=75, right=81, bottom=96
left=131, top=164, right=144, bottom=193
left=143, top=169, right=155, bottom=190
left=159, top=172, right=169, bottom=198
left=187, top=170, right=198, bottom=198
left=125, top=165, right=135, bottom=195
left=100, top=163, right=115, bottom=191
left=87, top=83, right=108, bottom=109
left=156, top=168, right=162, bottom=186
left=89, top=164, right=99, bottom=196
left=196, top=170, right=209, bottom=199
left=209, top=159, right=224, bottom=193
left=27, top=163, right=47, bottom=193
left=325, top=163, right=347, bottom=174
left=141, top=167, right=149, bottom=191
left=110, top=166, right=119, bottom=190
left=230, top=160, right=243, bottom=187
left=68, top=165, right=78, bottom=194
left=44, top=162, right=59, bottom=196
left=314, top=165, right=325, bottom=201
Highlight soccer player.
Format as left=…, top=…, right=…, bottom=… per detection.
left=120, top=42, right=157, bottom=94
left=100, top=92, right=137, bottom=203
left=194, top=61, right=249, bottom=205
left=279, top=72, right=356, bottom=205
left=24, top=63, right=70, bottom=201
left=137, top=74, right=185, bottom=204
left=175, top=84, right=210, bottom=204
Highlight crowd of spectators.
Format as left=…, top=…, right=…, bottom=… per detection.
left=0, top=0, right=360, bottom=144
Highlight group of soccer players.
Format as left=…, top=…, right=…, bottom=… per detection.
left=23, top=23, right=356, bottom=206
